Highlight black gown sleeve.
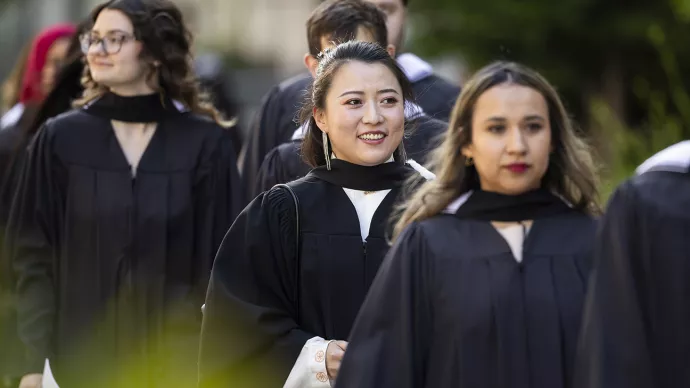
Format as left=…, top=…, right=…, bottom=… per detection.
left=253, top=141, right=310, bottom=197
left=6, top=124, right=64, bottom=375
left=574, top=181, right=653, bottom=388
left=240, top=86, right=284, bottom=195
left=194, top=129, right=246, bottom=301
left=335, top=222, right=434, bottom=388
left=198, top=187, right=314, bottom=388
left=253, top=144, right=290, bottom=197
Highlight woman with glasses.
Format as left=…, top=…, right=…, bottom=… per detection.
left=7, top=1, right=245, bottom=387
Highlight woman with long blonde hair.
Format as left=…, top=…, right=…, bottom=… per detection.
left=336, top=61, right=601, bottom=388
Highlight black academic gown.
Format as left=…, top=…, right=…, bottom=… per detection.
left=240, top=70, right=459, bottom=192
left=6, top=106, right=244, bottom=387
left=0, top=105, right=35, bottom=386
left=199, top=160, right=417, bottom=388
left=574, top=142, right=690, bottom=388
left=253, top=115, right=445, bottom=196
left=336, top=201, right=596, bottom=388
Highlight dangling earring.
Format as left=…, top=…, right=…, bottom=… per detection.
left=465, top=157, right=474, bottom=166
left=323, top=131, right=331, bottom=170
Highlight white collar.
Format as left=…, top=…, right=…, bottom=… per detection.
left=443, top=191, right=473, bottom=214
left=636, top=140, right=690, bottom=175
left=291, top=101, right=426, bottom=141
left=0, top=103, right=25, bottom=130
left=396, top=53, right=434, bottom=83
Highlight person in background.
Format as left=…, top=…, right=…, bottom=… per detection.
left=199, top=41, right=433, bottom=388
left=239, top=0, right=459, bottom=194
left=335, top=61, right=600, bottom=388
left=0, top=24, right=76, bottom=130
left=1, top=43, right=31, bottom=116
left=195, top=52, right=243, bottom=155
left=0, top=23, right=78, bottom=388
left=574, top=140, right=690, bottom=388
left=251, top=0, right=444, bottom=196
left=7, top=0, right=244, bottom=387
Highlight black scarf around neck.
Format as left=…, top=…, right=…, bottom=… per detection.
left=308, top=159, right=412, bottom=191
left=453, top=188, right=575, bottom=222
left=83, top=92, right=181, bottom=122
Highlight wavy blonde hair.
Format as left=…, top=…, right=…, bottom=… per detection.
left=74, top=0, right=234, bottom=128
left=393, top=61, right=601, bottom=240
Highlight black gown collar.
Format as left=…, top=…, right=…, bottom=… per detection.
left=453, top=188, right=575, bottom=222
left=83, top=92, right=182, bottom=122
left=307, top=159, right=412, bottom=191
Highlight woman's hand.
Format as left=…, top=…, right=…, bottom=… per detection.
left=18, top=373, right=42, bottom=388
left=325, top=340, right=348, bottom=380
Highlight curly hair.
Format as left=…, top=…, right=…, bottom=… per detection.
left=75, top=0, right=234, bottom=127
left=393, top=61, right=601, bottom=239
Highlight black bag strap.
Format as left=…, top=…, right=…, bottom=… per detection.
left=273, top=183, right=301, bottom=322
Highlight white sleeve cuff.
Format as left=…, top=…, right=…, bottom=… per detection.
left=283, top=336, right=333, bottom=388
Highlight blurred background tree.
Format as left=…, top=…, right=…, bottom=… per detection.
left=409, top=0, right=690, bottom=199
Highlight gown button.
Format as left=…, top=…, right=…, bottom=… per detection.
left=315, top=350, right=325, bottom=363
left=316, top=372, right=328, bottom=382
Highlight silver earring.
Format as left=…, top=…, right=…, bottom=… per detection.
left=323, top=131, right=331, bottom=170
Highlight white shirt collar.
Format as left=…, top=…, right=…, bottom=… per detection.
left=396, top=53, right=434, bottom=83
left=443, top=191, right=473, bottom=214
left=0, top=103, right=25, bottom=130
left=636, top=140, right=690, bottom=175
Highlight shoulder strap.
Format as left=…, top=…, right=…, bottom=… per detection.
left=273, top=183, right=301, bottom=322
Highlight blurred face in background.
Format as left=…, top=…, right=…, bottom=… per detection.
left=83, top=8, right=155, bottom=95
left=364, top=0, right=406, bottom=51
left=306, top=26, right=396, bottom=77
left=40, top=37, right=70, bottom=95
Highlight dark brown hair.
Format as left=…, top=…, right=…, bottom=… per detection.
left=76, top=0, right=233, bottom=127
left=299, top=41, right=415, bottom=168
left=307, top=0, right=388, bottom=56
left=394, top=61, right=601, bottom=239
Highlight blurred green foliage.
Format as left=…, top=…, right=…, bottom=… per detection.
left=409, top=0, right=690, bottom=201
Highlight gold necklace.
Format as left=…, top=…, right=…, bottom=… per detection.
left=364, top=191, right=377, bottom=195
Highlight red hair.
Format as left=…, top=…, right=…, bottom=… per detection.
left=19, top=23, right=77, bottom=104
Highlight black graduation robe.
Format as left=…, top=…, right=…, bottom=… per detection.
left=198, top=162, right=418, bottom=388
left=253, top=114, right=445, bottom=197
left=574, top=141, right=690, bottom=388
left=239, top=73, right=311, bottom=194
left=1, top=58, right=84, bottom=385
left=240, top=69, right=459, bottom=192
left=335, top=210, right=597, bottom=388
left=0, top=105, right=35, bottom=385
left=6, top=108, right=245, bottom=387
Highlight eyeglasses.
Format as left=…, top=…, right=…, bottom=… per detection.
left=79, top=32, right=136, bottom=55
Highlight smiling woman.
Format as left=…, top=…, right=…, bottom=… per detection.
left=300, top=40, right=414, bottom=168
left=199, top=41, right=431, bottom=388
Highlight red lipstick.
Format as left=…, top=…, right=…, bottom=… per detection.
left=505, top=163, right=530, bottom=173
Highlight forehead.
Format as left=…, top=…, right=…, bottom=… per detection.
left=363, top=0, right=403, bottom=9
left=320, top=27, right=376, bottom=51
left=91, top=9, right=134, bottom=34
left=473, top=84, right=548, bottom=119
left=328, top=61, right=401, bottom=94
